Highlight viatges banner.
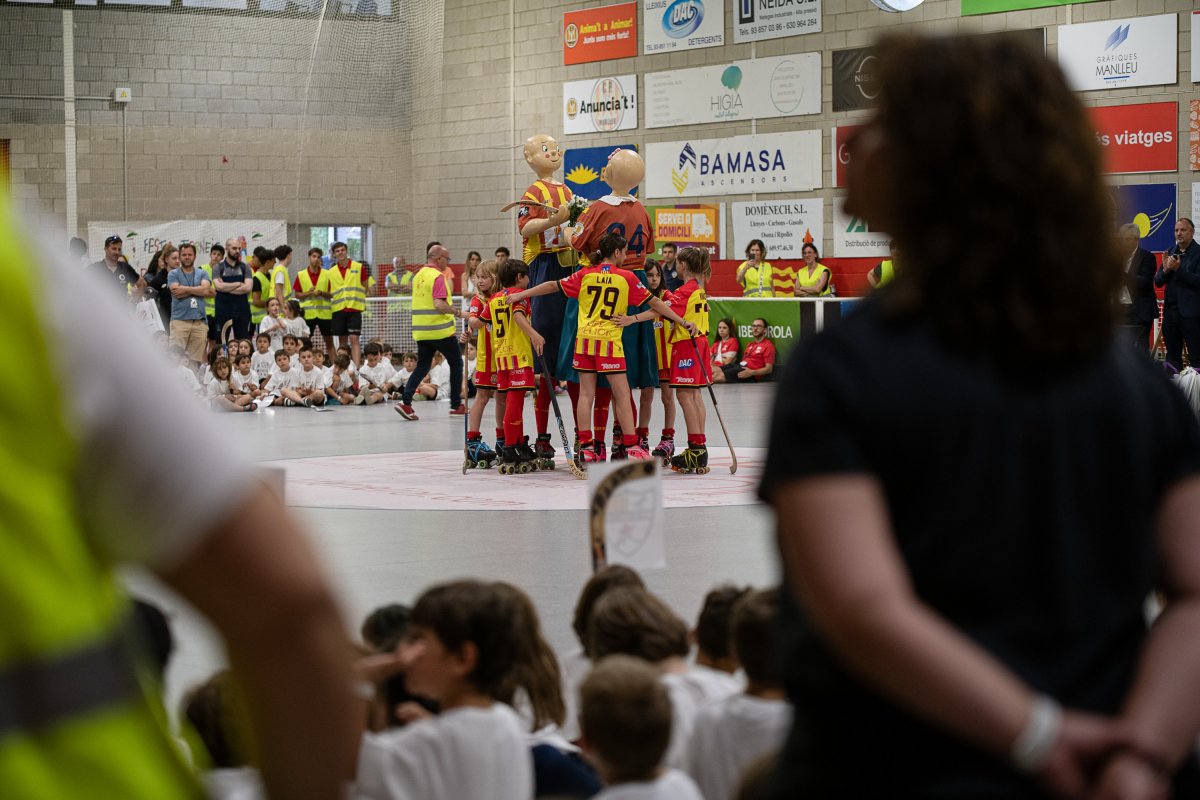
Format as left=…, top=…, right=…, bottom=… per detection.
left=1191, top=100, right=1199, bottom=171
left=732, top=199, right=823, bottom=261
left=87, top=219, right=287, bottom=271
left=563, top=76, right=638, bottom=135
left=1058, top=14, right=1177, bottom=92
left=645, top=53, right=820, bottom=129
left=734, top=0, right=820, bottom=43
left=831, top=124, right=864, bottom=189
left=565, top=143, right=640, bottom=200
left=643, top=0, right=724, bottom=54
left=832, top=196, right=889, bottom=258
left=1089, top=102, right=1177, bottom=175
left=832, top=48, right=879, bottom=112
left=647, top=203, right=724, bottom=257
left=563, top=2, right=638, bottom=65
left=645, top=131, right=822, bottom=199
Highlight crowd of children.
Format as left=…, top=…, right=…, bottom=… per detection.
left=178, top=566, right=788, bottom=800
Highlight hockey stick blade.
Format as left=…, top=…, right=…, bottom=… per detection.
left=539, top=353, right=586, bottom=480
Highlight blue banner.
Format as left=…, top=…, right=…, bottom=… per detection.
left=1112, top=183, right=1176, bottom=253
left=564, top=144, right=639, bottom=201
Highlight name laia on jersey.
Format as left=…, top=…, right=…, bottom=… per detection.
left=592, top=274, right=615, bottom=284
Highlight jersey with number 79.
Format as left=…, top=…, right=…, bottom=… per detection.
left=558, top=264, right=651, bottom=350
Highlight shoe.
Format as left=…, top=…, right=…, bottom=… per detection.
left=250, top=400, right=260, bottom=411
left=258, top=395, right=275, bottom=409
left=283, top=398, right=298, bottom=407
left=626, top=445, right=653, bottom=460
left=593, top=441, right=607, bottom=462
left=394, top=403, right=418, bottom=420
left=354, top=393, right=366, bottom=405
left=302, top=396, right=311, bottom=407
left=449, top=404, right=467, bottom=416
left=651, top=437, right=675, bottom=459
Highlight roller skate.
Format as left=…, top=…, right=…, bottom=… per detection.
left=574, top=442, right=605, bottom=471
left=625, top=444, right=654, bottom=461
left=651, top=436, right=675, bottom=466
left=464, top=436, right=497, bottom=470
left=513, top=437, right=538, bottom=474
left=533, top=433, right=556, bottom=470
left=497, top=444, right=522, bottom=475
left=670, top=445, right=710, bottom=475
left=593, top=441, right=607, bottom=462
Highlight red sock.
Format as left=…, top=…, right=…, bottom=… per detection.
left=688, top=433, right=706, bottom=447
left=662, top=427, right=675, bottom=438
left=468, top=430, right=480, bottom=439
left=635, top=427, right=649, bottom=439
left=579, top=430, right=594, bottom=445
left=495, top=427, right=505, bottom=442
left=504, top=390, right=526, bottom=444
left=622, top=434, right=637, bottom=448
left=535, top=379, right=550, bottom=435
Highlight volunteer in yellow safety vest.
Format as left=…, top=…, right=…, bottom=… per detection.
left=736, top=239, right=775, bottom=297
left=293, top=246, right=335, bottom=355
left=393, top=244, right=465, bottom=420
left=316, top=241, right=374, bottom=365
left=0, top=196, right=357, bottom=799
left=248, top=246, right=276, bottom=327
left=868, top=241, right=901, bottom=289
left=270, top=244, right=293, bottom=307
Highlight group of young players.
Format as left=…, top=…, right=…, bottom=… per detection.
left=460, top=232, right=713, bottom=476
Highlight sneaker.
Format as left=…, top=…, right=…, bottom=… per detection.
left=354, top=393, right=366, bottom=405
left=449, top=403, right=467, bottom=416
left=394, top=403, right=418, bottom=420
left=302, top=396, right=311, bottom=407
left=283, top=398, right=298, bottom=407
left=258, top=395, right=275, bottom=409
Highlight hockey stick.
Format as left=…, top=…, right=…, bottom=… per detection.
left=499, top=199, right=557, bottom=214
left=691, top=335, right=737, bottom=474
left=539, top=352, right=585, bottom=480
left=462, top=343, right=471, bottom=475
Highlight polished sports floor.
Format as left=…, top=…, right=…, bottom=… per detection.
left=124, top=382, right=781, bottom=713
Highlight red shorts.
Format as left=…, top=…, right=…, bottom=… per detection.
left=573, top=351, right=627, bottom=373
left=669, top=338, right=711, bottom=387
left=498, top=366, right=535, bottom=391
left=474, top=370, right=498, bottom=389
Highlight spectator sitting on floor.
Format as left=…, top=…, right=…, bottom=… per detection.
left=713, top=319, right=774, bottom=383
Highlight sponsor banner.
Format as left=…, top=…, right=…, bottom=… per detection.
left=645, top=131, right=821, bottom=199
left=832, top=124, right=863, bottom=189
left=87, top=219, right=286, bottom=272
left=647, top=203, right=724, bottom=257
left=1111, top=183, right=1176, bottom=253
left=1089, top=102, right=1177, bottom=174
left=832, top=196, right=890, bottom=258
left=1191, top=100, right=1199, bottom=171
left=731, top=199, right=823, bottom=261
left=563, top=76, right=638, bottom=135
left=1058, top=14, right=1177, bottom=92
left=565, top=144, right=640, bottom=201
left=708, top=298, right=800, bottom=364
left=645, top=53, right=820, bottom=129
left=563, top=2, right=638, bottom=66
left=963, top=0, right=1098, bottom=15
left=643, top=0, right=724, bottom=54
left=832, top=48, right=879, bottom=112
left=733, top=0, right=820, bottom=43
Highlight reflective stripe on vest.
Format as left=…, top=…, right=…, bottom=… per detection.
left=411, top=266, right=455, bottom=341
left=329, top=261, right=369, bottom=312
left=298, top=268, right=331, bottom=319
left=0, top=196, right=197, bottom=797
left=743, top=262, right=771, bottom=297
left=250, top=270, right=272, bottom=323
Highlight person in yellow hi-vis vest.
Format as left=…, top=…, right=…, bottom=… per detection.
left=0, top=197, right=357, bottom=798
left=735, top=240, right=774, bottom=297
left=270, top=244, right=293, bottom=308
left=868, top=241, right=901, bottom=289
left=394, top=244, right=466, bottom=421
left=316, top=241, right=374, bottom=365
left=248, top=246, right=276, bottom=328
left=200, top=243, right=222, bottom=357
left=293, top=246, right=334, bottom=355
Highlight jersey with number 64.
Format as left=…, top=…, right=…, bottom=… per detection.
left=558, top=264, right=651, bottom=347
left=570, top=196, right=654, bottom=271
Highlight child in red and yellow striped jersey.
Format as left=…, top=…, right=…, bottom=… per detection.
left=642, top=260, right=679, bottom=461
left=461, top=260, right=507, bottom=467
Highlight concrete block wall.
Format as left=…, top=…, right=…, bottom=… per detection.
left=426, top=0, right=1198, bottom=261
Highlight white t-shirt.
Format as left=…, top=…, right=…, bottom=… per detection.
left=265, top=368, right=300, bottom=394
left=661, top=668, right=741, bottom=771
left=593, top=770, right=702, bottom=800
left=177, top=364, right=203, bottom=394
left=427, top=361, right=450, bottom=398
left=356, top=703, right=533, bottom=800
left=295, top=365, right=325, bottom=392
left=285, top=316, right=308, bottom=339
left=394, top=366, right=413, bottom=385
left=231, top=369, right=258, bottom=393
left=250, top=351, right=275, bottom=384
left=206, top=378, right=231, bottom=399
left=359, top=360, right=396, bottom=390
left=684, top=694, right=791, bottom=800
left=328, top=369, right=355, bottom=394
left=258, top=316, right=286, bottom=352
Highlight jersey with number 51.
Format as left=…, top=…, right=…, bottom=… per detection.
left=558, top=264, right=651, bottom=345
left=480, top=288, right=533, bottom=370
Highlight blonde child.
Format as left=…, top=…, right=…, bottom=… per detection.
left=512, top=233, right=694, bottom=466
left=626, top=247, right=711, bottom=474
left=258, top=297, right=287, bottom=351
left=353, top=580, right=534, bottom=800
left=206, top=356, right=258, bottom=412
left=461, top=259, right=508, bottom=467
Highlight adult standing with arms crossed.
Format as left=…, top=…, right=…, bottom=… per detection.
left=1155, top=219, right=1200, bottom=370
left=1119, top=223, right=1158, bottom=351
left=166, top=242, right=213, bottom=370
left=0, top=197, right=357, bottom=799
left=213, top=237, right=253, bottom=343
left=762, top=33, right=1200, bottom=798
left=394, top=244, right=465, bottom=420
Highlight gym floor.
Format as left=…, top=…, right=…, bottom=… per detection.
left=125, top=381, right=781, bottom=714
